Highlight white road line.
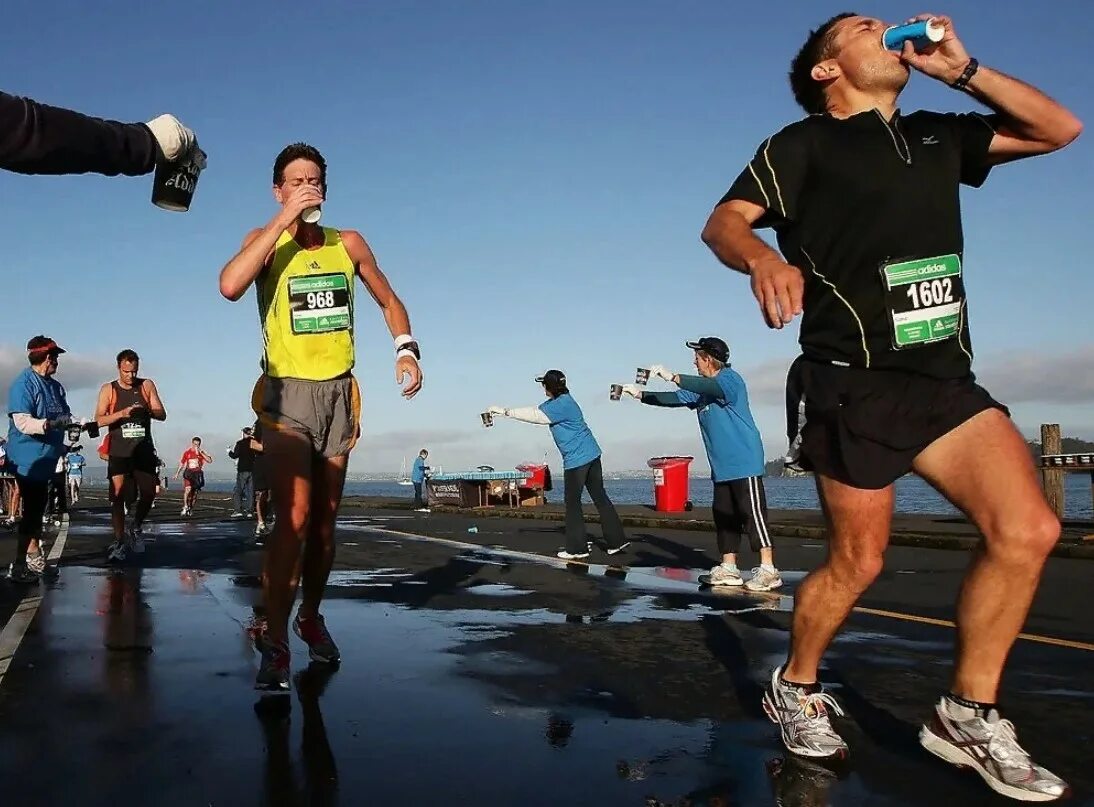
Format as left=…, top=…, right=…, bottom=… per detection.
left=0, top=513, right=69, bottom=687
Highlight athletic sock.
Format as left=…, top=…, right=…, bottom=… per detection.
left=779, top=670, right=821, bottom=695
left=944, top=692, right=997, bottom=721
left=760, top=563, right=776, bottom=572
left=720, top=562, right=739, bottom=573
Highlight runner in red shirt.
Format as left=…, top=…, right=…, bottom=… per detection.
left=175, top=437, right=213, bottom=517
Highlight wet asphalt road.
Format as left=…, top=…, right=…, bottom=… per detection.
left=0, top=494, right=1091, bottom=806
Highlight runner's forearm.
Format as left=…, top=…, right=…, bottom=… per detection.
left=0, top=91, right=157, bottom=175
left=379, top=294, right=412, bottom=340
left=961, top=66, right=1082, bottom=152
left=701, top=205, right=784, bottom=274
left=218, top=220, right=287, bottom=301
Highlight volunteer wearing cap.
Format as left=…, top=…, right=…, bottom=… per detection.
left=488, top=370, right=629, bottom=560
left=4, top=336, right=73, bottom=582
left=621, top=338, right=781, bottom=591
left=1, top=91, right=197, bottom=180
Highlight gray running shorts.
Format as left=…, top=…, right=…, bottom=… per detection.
left=252, top=374, right=361, bottom=458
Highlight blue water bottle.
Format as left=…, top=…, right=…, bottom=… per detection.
left=883, top=19, right=944, bottom=50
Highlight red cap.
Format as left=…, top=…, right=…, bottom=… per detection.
left=26, top=335, right=65, bottom=355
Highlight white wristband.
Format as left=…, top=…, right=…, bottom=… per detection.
left=395, top=333, right=420, bottom=361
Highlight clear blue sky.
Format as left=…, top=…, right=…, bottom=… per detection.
left=3, top=0, right=1092, bottom=474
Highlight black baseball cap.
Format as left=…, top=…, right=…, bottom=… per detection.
left=686, top=337, right=730, bottom=363
left=535, top=370, right=566, bottom=386
left=27, top=335, right=66, bottom=355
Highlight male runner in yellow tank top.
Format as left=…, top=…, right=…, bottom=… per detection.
left=218, top=143, right=423, bottom=693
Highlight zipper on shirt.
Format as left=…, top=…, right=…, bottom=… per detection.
left=873, top=108, right=912, bottom=165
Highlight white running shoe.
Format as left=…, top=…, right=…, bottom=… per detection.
left=762, top=666, right=848, bottom=759
left=708, top=564, right=744, bottom=586
left=25, top=552, right=48, bottom=575
left=746, top=566, right=784, bottom=592
left=180, top=507, right=188, bottom=517
left=556, top=550, right=590, bottom=561
left=920, top=698, right=1069, bottom=802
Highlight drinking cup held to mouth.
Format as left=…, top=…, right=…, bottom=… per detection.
left=883, top=18, right=944, bottom=50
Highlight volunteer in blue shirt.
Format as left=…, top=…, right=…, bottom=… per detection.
left=411, top=449, right=430, bottom=511
left=488, top=370, right=629, bottom=560
left=5, top=336, right=73, bottom=582
left=622, top=337, right=781, bottom=591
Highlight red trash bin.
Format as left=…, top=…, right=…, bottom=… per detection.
left=647, top=456, right=693, bottom=512
left=517, top=463, right=547, bottom=489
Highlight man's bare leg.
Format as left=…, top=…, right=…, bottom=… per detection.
left=299, top=453, right=347, bottom=620
left=783, top=478, right=893, bottom=684
left=110, top=474, right=129, bottom=542
left=132, top=471, right=158, bottom=527
left=912, top=408, right=1060, bottom=703
left=262, top=428, right=314, bottom=645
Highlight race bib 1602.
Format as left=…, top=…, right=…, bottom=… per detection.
left=880, top=254, right=964, bottom=349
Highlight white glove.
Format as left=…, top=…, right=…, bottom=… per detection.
left=146, top=114, right=197, bottom=162
left=648, top=364, right=675, bottom=382
left=621, top=385, right=642, bottom=399
left=487, top=406, right=506, bottom=416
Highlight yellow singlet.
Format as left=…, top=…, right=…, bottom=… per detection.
left=257, top=227, right=356, bottom=381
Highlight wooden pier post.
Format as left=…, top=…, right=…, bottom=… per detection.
left=1041, top=423, right=1064, bottom=519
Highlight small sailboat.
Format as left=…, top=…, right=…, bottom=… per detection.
left=398, top=457, right=413, bottom=486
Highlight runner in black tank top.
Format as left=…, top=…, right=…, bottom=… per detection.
left=94, top=350, right=168, bottom=563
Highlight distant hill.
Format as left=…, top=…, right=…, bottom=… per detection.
left=1027, top=436, right=1094, bottom=457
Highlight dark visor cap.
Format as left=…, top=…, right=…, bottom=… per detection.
left=535, top=370, right=566, bottom=386
left=686, top=337, right=729, bottom=364
left=27, top=335, right=66, bottom=355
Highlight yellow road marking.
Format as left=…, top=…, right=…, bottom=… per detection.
left=852, top=606, right=1094, bottom=652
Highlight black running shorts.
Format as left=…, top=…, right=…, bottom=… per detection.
left=107, top=444, right=159, bottom=478
left=182, top=469, right=205, bottom=491
left=785, top=357, right=1007, bottom=490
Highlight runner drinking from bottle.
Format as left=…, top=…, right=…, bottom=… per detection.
left=700, top=12, right=1081, bottom=799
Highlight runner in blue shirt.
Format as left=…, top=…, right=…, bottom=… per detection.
left=5, top=336, right=73, bottom=582
left=489, top=370, right=629, bottom=560
left=622, top=337, right=781, bottom=591
left=66, top=447, right=86, bottom=504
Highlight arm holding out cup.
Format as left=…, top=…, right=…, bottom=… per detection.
left=0, top=91, right=197, bottom=177
left=483, top=405, right=551, bottom=426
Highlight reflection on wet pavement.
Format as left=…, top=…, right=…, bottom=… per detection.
left=0, top=515, right=1091, bottom=806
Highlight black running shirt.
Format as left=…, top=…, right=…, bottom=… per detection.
left=719, top=109, right=997, bottom=379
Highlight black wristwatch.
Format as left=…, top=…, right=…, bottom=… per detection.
left=397, top=340, right=421, bottom=361
left=951, top=58, right=979, bottom=90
